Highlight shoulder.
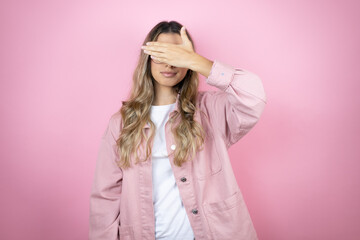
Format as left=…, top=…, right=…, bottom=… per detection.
left=197, top=89, right=226, bottom=99
left=110, top=110, right=122, bottom=122
left=108, top=110, right=123, bottom=134
left=195, top=90, right=226, bottom=121
left=196, top=89, right=229, bottom=109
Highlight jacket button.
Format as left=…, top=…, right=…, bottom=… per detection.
left=180, top=177, right=187, bottom=182
left=191, top=209, right=198, bottom=215
left=170, top=144, right=176, bottom=150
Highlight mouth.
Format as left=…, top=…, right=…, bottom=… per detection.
left=161, top=72, right=177, bottom=78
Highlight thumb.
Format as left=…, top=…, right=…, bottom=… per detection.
left=180, top=26, right=192, bottom=48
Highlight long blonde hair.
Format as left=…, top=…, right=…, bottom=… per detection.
left=116, top=21, right=205, bottom=169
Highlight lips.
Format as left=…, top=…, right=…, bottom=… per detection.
left=161, top=72, right=177, bottom=77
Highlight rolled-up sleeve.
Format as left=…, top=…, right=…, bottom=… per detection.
left=89, top=114, right=123, bottom=240
left=200, top=60, right=267, bottom=148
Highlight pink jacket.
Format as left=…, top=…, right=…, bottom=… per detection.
left=89, top=59, right=267, bottom=240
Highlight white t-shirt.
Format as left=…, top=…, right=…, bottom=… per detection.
left=150, top=102, right=195, bottom=240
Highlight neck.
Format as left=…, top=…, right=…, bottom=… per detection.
left=152, top=85, right=177, bottom=106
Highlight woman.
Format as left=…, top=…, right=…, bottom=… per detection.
left=89, top=20, right=267, bottom=240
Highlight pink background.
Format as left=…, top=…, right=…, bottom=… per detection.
left=1, top=0, right=359, bottom=239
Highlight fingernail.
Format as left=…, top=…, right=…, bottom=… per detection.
left=146, top=42, right=150, bottom=45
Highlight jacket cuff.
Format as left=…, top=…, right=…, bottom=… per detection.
left=205, top=59, right=236, bottom=91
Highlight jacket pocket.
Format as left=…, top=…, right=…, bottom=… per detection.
left=203, top=191, right=258, bottom=240
left=119, top=225, right=135, bottom=240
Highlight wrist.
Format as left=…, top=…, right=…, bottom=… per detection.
left=189, top=53, right=214, bottom=78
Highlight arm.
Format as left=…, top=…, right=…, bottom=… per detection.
left=199, top=59, right=267, bottom=148
left=190, top=53, right=214, bottom=78
left=89, top=114, right=122, bottom=240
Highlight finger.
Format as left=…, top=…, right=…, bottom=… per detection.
left=180, top=27, right=193, bottom=51
left=151, top=55, right=167, bottom=63
left=146, top=41, right=170, bottom=47
left=180, top=26, right=190, bottom=44
left=144, top=50, right=163, bottom=59
left=142, top=45, right=167, bottom=53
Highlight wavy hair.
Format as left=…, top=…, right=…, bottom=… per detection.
left=116, top=20, right=205, bottom=169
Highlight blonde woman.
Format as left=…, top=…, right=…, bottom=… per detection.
left=89, top=20, right=267, bottom=240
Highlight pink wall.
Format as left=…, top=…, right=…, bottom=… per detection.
left=1, top=0, right=359, bottom=239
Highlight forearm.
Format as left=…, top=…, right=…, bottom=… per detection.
left=189, top=53, right=214, bottom=78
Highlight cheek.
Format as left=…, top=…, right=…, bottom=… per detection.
left=150, top=65, right=159, bottom=77
left=178, top=69, right=189, bottom=79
